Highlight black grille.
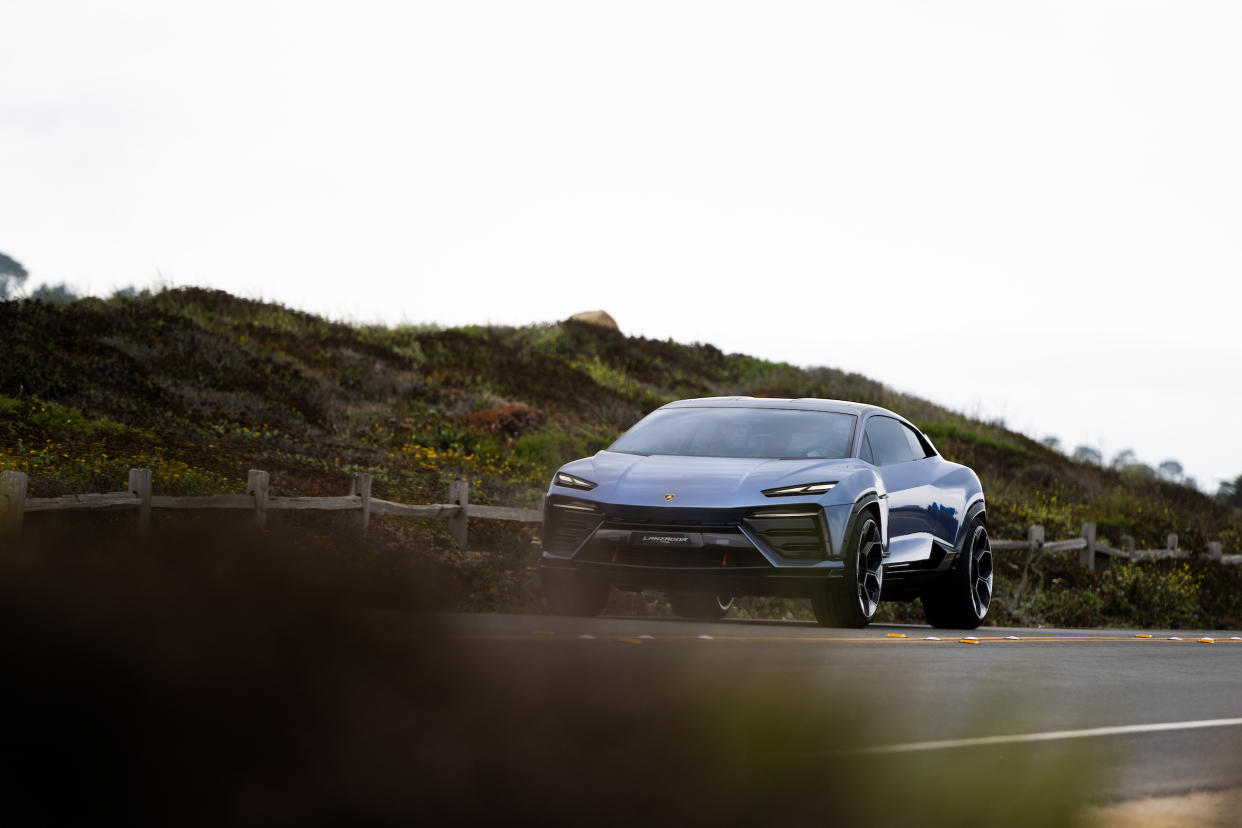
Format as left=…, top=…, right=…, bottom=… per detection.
left=743, top=508, right=829, bottom=560
left=604, top=519, right=738, bottom=533
left=542, top=499, right=603, bottom=554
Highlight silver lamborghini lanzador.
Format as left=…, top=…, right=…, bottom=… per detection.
left=539, top=397, right=992, bottom=630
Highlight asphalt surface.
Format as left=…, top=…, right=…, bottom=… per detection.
left=434, top=612, right=1242, bottom=804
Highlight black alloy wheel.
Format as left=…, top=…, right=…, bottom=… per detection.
left=922, top=518, right=992, bottom=630
left=813, top=515, right=883, bottom=628
left=967, top=525, right=994, bottom=619
left=854, top=518, right=884, bottom=618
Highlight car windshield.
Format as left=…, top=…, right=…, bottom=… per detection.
left=609, top=407, right=857, bottom=460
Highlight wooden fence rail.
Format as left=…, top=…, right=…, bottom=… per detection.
left=0, top=468, right=540, bottom=548
left=987, top=521, right=1234, bottom=569
left=0, top=468, right=1235, bottom=565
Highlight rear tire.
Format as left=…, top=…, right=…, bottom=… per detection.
left=812, top=513, right=883, bottom=628
left=669, top=593, right=734, bottom=621
left=921, top=518, right=992, bottom=630
left=541, top=569, right=610, bottom=617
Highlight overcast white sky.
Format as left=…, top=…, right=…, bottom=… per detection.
left=3, top=1, right=1240, bottom=489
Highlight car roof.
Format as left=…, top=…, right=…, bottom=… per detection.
left=659, top=396, right=897, bottom=419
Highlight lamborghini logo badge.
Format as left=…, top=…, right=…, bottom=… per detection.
left=664, top=493, right=676, bottom=501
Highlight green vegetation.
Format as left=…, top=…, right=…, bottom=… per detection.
left=3, top=287, right=1241, bottom=627
left=873, top=554, right=1242, bottom=631
left=0, top=250, right=27, bottom=300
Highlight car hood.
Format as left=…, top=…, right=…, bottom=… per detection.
left=560, top=451, right=865, bottom=508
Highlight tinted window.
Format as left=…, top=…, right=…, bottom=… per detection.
left=864, top=416, right=917, bottom=466
left=861, top=433, right=875, bottom=464
left=610, top=408, right=857, bottom=459
left=901, top=423, right=932, bottom=459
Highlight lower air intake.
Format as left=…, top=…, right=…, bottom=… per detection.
left=743, top=507, right=829, bottom=560
left=542, top=498, right=603, bottom=554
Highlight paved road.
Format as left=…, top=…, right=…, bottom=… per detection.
left=434, top=612, right=1242, bottom=804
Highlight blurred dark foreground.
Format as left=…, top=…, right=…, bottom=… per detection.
left=0, top=516, right=1096, bottom=827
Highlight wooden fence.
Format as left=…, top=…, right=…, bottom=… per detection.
left=1, top=468, right=1236, bottom=567
left=0, top=468, right=540, bottom=549
left=988, top=522, right=1237, bottom=570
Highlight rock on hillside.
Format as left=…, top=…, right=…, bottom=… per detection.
left=567, top=310, right=620, bottom=332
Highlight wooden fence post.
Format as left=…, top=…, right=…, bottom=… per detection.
left=247, top=469, right=269, bottom=528
left=1028, top=524, right=1045, bottom=553
left=1166, top=533, right=1178, bottom=552
left=448, top=479, right=469, bottom=550
left=1, top=470, right=28, bottom=539
left=1079, top=522, right=1097, bottom=571
left=1208, top=541, right=1223, bottom=561
left=129, top=468, right=152, bottom=536
left=352, top=473, right=373, bottom=535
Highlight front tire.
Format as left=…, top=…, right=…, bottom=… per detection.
left=812, top=514, right=883, bottom=628
left=541, top=569, right=610, bottom=617
left=921, top=519, right=992, bottom=630
left=670, top=593, right=734, bottom=621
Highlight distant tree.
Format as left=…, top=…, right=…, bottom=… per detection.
left=29, top=282, right=78, bottom=304
left=0, top=250, right=28, bottom=299
left=1040, top=436, right=1061, bottom=452
left=1073, top=445, right=1103, bottom=465
left=1184, top=477, right=1199, bottom=492
left=1157, top=460, right=1184, bottom=482
left=1220, top=477, right=1242, bottom=508
left=1110, top=449, right=1136, bottom=469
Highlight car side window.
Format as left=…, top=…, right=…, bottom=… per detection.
left=863, top=416, right=916, bottom=466
left=900, top=423, right=932, bottom=460
left=860, top=433, right=875, bottom=464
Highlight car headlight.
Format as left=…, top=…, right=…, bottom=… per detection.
left=554, top=472, right=598, bottom=491
left=761, top=481, right=837, bottom=497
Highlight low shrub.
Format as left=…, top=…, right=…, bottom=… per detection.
left=463, top=404, right=545, bottom=439
left=1099, top=561, right=1203, bottom=629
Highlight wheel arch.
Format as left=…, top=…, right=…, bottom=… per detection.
left=953, top=497, right=987, bottom=557
left=843, top=493, right=886, bottom=556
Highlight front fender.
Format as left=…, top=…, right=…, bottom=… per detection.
left=951, top=493, right=987, bottom=560
left=825, top=493, right=887, bottom=559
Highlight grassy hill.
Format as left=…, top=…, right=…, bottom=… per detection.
left=3, top=287, right=1241, bottom=627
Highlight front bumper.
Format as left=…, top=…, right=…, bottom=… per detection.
left=540, top=496, right=849, bottom=597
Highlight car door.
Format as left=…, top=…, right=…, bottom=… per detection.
left=861, top=416, right=935, bottom=564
